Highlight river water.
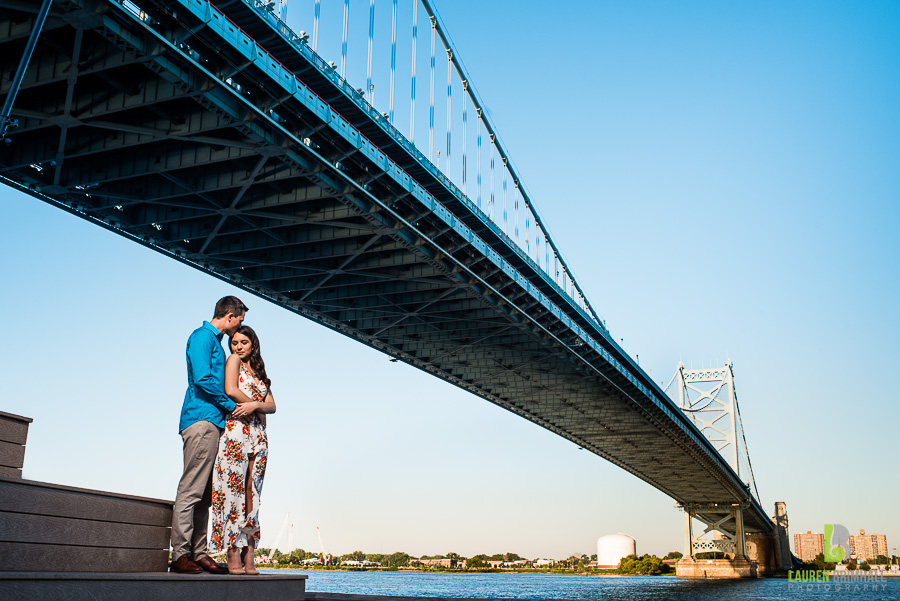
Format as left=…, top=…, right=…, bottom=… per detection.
left=289, top=570, right=900, bottom=600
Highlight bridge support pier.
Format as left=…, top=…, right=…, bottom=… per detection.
left=734, top=505, right=747, bottom=559
left=743, top=502, right=793, bottom=575
left=676, top=504, right=757, bottom=579
left=675, top=557, right=757, bottom=579
left=773, top=501, right=793, bottom=571
left=676, top=501, right=795, bottom=578
left=746, top=532, right=777, bottom=576
left=683, top=510, right=693, bottom=559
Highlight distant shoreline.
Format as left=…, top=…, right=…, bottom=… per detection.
left=261, top=567, right=659, bottom=577
left=262, top=566, right=900, bottom=578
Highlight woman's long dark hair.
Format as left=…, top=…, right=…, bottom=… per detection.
left=229, top=325, right=272, bottom=390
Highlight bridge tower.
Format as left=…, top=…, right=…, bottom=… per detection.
left=667, top=361, right=757, bottom=489
left=665, top=361, right=762, bottom=577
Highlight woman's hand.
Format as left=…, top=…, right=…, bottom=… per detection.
left=232, top=402, right=257, bottom=419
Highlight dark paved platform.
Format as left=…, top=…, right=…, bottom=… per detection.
left=0, top=571, right=308, bottom=601
left=306, top=593, right=569, bottom=601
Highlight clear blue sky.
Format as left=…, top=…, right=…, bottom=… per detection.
left=3, top=0, right=899, bottom=560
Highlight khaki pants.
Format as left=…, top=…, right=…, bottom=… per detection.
left=170, top=420, right=221, bottom=560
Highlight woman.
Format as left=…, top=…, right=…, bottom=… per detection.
left=209, top=325, right=276, bottom=575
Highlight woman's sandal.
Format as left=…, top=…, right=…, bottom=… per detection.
left=228, top=566, right=246, bottom=575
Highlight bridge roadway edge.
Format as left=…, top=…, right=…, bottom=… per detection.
left=1, top=0, right=771, bottom=535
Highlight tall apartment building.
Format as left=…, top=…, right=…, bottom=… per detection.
left=794, top=531, right=824, bottom=562
left=849, top=529, right=889, bottom=561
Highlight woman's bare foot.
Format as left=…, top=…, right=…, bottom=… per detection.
left=242, top=546, right=259, bottom=575
left=226, top=547, right=245, bottom=575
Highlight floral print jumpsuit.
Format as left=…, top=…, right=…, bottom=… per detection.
left=210, top=362, right=268, bottom=553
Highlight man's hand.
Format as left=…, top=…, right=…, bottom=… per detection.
left=232, top=402, right=256, bottom=419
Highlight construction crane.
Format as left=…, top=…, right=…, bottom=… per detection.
left=272, top=512, right=293, bottom=555
left=316, top=526, right=331, bottom=565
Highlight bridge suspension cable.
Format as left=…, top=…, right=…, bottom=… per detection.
left=445, top=48, right=451, bottom=174
left=476, top=109, right=481, bottom=208
left=502, top=160, right=507, bottom=234
left=489, top=134, right=495, bottom=220
left=410, top=1, right=417, bottom=139
left=515, top=183, right=520, bottom=246
left=389, top=0, right=396, bottom=122
left=340, top=0, right=349, bottom=79
left=312, top=0, right=320, bottom=51
left=428, top=15, right=435, bottom=161
left=367, top=0, right=374, bottom=104
left=734, top=382, right=761, bottom=502
left=461, top=85, right=467, bottom=194
left=290, top=0, right=607, bottom=330
left=419, top=0, right=604, bottom=327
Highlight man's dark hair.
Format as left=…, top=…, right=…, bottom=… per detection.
left=213, top=296, right=248, bottom=319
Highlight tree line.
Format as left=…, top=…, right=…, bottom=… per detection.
left=256, top=548, right=683, bottom=574
left=802, top=553, right=898, bottom=572
left=256, top=548, right=413, bottom=567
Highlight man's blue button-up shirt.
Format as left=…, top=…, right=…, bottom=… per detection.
left=179, top=321, right=237, bottom=433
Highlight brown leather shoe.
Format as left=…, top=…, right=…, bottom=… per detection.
left=195, top=555, right=229, bottom=574
left=170, top=554, right=203, bottom=574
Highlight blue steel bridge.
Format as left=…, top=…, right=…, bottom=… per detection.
left=1, top=0, right=774, bottom=545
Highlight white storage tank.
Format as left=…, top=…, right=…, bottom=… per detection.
left=597, top=533, right=636, bottom=568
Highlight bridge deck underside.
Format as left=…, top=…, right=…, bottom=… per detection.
left=0, top=0, right=771, bottom=532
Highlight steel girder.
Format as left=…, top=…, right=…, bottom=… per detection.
left=0, top=0, right=772, bottom=533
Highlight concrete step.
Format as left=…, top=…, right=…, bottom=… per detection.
left=0, top=476, right=173, bottom=572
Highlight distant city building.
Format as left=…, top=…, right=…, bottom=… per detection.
left=340, top=559, right=382, bottom=567
left=794, top=531, right=824, bottom=562
left=503, top=560, right=529, bottom=568
left=597, top=533, right=636, bottom=569
left=418, top=558, right=453, bottom=568
left=485, top=560, right=530, bottom=569
left=849, top=529, right=889, bottom=562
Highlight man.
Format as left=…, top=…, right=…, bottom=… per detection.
left=170, top=296, right=248, bottom=574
